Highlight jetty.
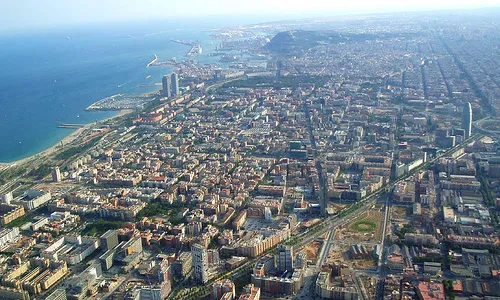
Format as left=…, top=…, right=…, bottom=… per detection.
left=171, top=39, right=194, bottom=46
left=148, top=61, right=177, bottom=67
left=146, top=54, right=158, bottom=68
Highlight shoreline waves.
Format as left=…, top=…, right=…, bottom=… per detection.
left=1, top=109, right=133, bottom=166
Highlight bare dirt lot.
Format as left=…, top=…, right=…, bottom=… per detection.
left=326, top=209, right=382, bottom=268
left=391, top=206, right=408, bottom=219
left=302, top=240, right=323, bottom=261
left=301, top=218, right=322, bottom=228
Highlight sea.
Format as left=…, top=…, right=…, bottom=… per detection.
left=0, top=17, right=261, bottom=163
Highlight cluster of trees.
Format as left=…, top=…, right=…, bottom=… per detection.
left=82, top=219, right=125, bottom=236
left=134, top=200, right=199, bottom=225
left=396, top=223, right=416, bottom=239
left=28, top=163, right=52, bottom=179
left=338, top=201, right=363, bottom=218
left=443, top=279, right=456, bottom=300
left=56, top=136, right=101, bottom=160
left=480, top=176, right=495, bottom=206
left=0, top=166, right=26, bottom=184
left=6, top=215, right=29, bottom=228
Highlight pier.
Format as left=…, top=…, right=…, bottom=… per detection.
left=171, top=39, right=194, bottom=46
left=57, top=123, right=86, bottom=129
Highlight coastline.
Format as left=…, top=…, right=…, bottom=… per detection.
left=1, top=109, right=133, bottom=168
left=0, top=23, right=217, bottom=169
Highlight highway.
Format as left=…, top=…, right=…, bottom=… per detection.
left=377, top=195, right=391, bottom=272
left=302, top=93, right=328, bottom=216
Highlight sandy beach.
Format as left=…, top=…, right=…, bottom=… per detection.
left=4, top=109, right=133, bottom=168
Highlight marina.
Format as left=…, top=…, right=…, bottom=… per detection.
left=85, top=94, right=155, bottom=111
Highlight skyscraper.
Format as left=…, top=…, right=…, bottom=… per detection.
left=171, top=73, right=180, bottom=97
left=192, top=243, right=208, bottom=283
left=52, top=166, right=62, bottom=182
left=277, top=244, right=293, bottom=272
left=162, top=75, right=171, bottom=97
left=462, top=102, right=472, bottom=138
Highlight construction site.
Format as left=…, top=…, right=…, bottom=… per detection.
left=324, top=206, right=384, bottom=268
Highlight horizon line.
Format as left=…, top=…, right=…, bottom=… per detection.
left=2, top=5, right=500, bottom=35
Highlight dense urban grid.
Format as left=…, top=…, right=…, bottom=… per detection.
left=1, top=9, right=500, bottom=300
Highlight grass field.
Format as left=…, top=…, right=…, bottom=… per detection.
left=344, top=210, right=383, bottom=242
left=353, top=220, right=377, bottom=232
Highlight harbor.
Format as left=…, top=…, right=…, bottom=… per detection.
left=171, top=39, right=202, bottom=57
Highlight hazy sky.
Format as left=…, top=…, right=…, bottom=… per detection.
left=2, top=0, right=500, bottom=31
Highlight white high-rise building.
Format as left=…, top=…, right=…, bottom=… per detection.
left=1, top=191, right=13, bottom=205
left=192, top=243, right=208, bottom=283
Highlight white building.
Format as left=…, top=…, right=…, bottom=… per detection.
left=0, top=227, right=20, bottom=249
left=19, top=190, right=52, bottom=210
left=264, top=207, right=272, bottom=221
left=1, top=192, right=13, bottom=205
left=31, top=217, right=49, bottom=231
left=42, top=235, right=99, bottom=265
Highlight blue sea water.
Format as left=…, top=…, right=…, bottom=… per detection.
left=0, top=19, right=232, bottom=163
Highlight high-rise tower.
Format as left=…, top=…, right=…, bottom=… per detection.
left=191, top=244, right=208, bottom=283
left=52, top=166, right=62, bottom=182
left=461, top=102, right=472, bottom=138
left=171, top=73, right=180, bottom=97
left=162, top=75, right=171, bottom=97
left=277, top=244, right=294, bottom=272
